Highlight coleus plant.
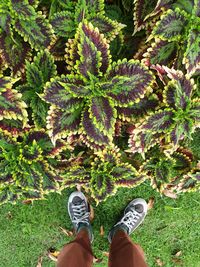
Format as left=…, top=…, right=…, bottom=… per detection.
left=0, top=0, right=55, bottom=75
left=50, top=0, right=125, bottom=41
left=16, top=49, right=57, bottom=128
left=129, top=66, right=200, bottom=155
left=140, top=145, right=193, bottom=192
left=0, top=76, right=28, bottom=134
left=0, top=128, right=67, bottom=205
left=141, top=0, right=200, bottom=75
left=49, top=0, right=125, bottom=61
left=0, top=0, right=199, bottom=205
left=41, top=20, right=155, bottom=148
left=60, top=148, right=146, bottom=203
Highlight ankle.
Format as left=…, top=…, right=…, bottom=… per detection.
left=77, top=222, right=89, bottom=233
left=111, top=224, right=129, bottom=240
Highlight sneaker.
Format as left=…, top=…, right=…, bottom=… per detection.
left=68, top=191, right=94, bottom=242
left=108, top=198, right=147, bottom=243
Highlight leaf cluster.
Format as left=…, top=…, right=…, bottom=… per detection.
left=0, top=0, right=199, bottom=205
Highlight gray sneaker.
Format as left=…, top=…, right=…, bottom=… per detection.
left=68, top=191, right=94, bottom=242
left=108, top=198, right=147, bottom=243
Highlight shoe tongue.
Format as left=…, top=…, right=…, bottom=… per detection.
left=127, top=204, right=143, bottom=214
left=72, top=196, right=83, bottom=205
left=134, top=204, right=144, bottom=213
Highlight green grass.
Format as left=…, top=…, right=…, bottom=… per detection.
left=0, top=182, right=199, bottom=267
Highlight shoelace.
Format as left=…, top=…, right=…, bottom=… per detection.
left=117, top=210, right=141, bottom=233
left=71, top=202, right=90, bottom=226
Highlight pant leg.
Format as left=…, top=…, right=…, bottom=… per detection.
left=57, top=229, right=93, bottom=267
left=108, top=230, right=148, bottom=267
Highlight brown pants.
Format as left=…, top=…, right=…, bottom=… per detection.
left=57, top=229, right=148, bottom=267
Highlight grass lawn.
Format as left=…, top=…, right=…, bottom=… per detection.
left=0, top=182, right=199, bottom=267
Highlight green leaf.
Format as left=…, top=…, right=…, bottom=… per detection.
left=152, top=8, right=189, bottom=41
left=26, top=50, right=57, bottom=87
left=14, top=14, right=54, bottom=50
left=30, top=96, right=49, bottom=129
left=26, top=63, right=44, bottom=89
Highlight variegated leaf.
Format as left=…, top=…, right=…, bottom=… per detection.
left=17, top=164, right=42, bottom=191
left=0, top=32, right=31, bottom=76
left=116, top=174, right=146, bottom=187
left=106, top=59, right=154, bottom=107
left=151, top=8, right=189, bottom=41
left=194, top=0, right=200, bottom=17
left=143, top=109, right=174, bottom=132
left=14, top=15, right=54, bottom=50
left=176, top=172, right=200, bottom=192
left=66, top=21, right=110, bottom=76
left=0, top=11, right=11, bottom=34
left=76, top=21, right=110, bottom=78
left=89, top=96, right=117, bottom=135
left=25, top=130, right=53, bottom=154
left=90, top=15, right=125, bottom=42
left=111, top=163, right=138, bottom=180
left=0, top=119, right=25, bottom=136
left=10, top=0, right=36, bottom=19
left=183, top=27, right=200, bottom=76
left=0, top=77, right=28, bottom=125
left=22, top=190, right=43, bottom=201
left=49, top=37, right=67, bottom=61
left=170, top=121, right=192, bottom=146
left=133, top=0, right=158, bottom=32
left=37, top=163, right=60, bottom=192
left=163, top=68, right=194, bottom=108
left=47, top=106, right=82, bottom=144
left=82, top=108, right=111, bottom=146
left=50, top=11, right=75, bottom=38
left=145, top=0, right=174, bottom=19
left=90, top=171, right=115, bottom=202
left=117, top=95, right=159, bottom=120
left=0, top=185, right=20, bottom=205
left=42, top=76, right=84, bottom=109
left=142, top=40, right=176, bottom=66
left=129, top=129, right=162, bottom=154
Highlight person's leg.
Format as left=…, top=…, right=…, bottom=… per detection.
left=108, top=230, right=147, bottom=267
left=57, top=229, right=93, bottom=267
left=57, top=191, right=94, bottom=267
left=108, top=198, right=148, bottom=267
